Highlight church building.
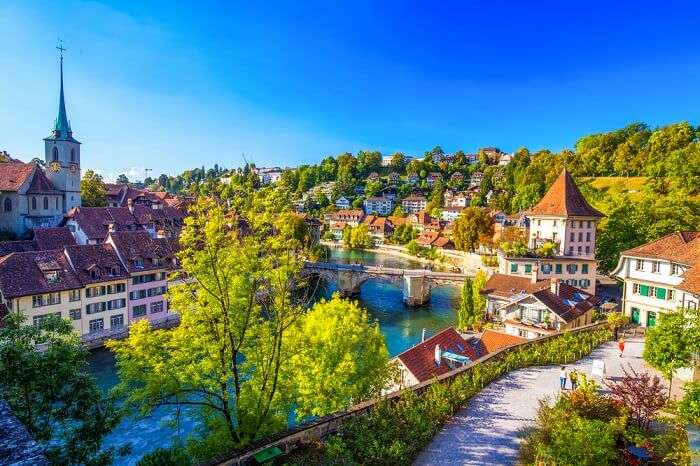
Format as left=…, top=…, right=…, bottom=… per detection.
left=0, top=50, right=81, bottom=237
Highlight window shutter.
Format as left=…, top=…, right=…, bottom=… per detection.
left=656, top=288, right=666, bottom=300
left=639, top=284, right=649, bottom=296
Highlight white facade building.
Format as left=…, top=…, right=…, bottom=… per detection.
left=363, top=197, right=393, bottom=216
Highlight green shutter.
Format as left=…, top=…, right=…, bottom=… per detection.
left=525, top=264, right=532, bottom=273
left=582, top=264, right=588, bottom=274
left=639, top=284, right=649, bottom=296
left=511, top=263, right=518, bottom=273
left=656, top=288, right=666, bottom=300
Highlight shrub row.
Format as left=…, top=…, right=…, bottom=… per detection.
left=285, top=326, right=612, bottom=465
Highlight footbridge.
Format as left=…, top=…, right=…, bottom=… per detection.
left=302, top=261, right=468, bottom=306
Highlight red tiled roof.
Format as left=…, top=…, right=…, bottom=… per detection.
left=0, top=250, right=82, bottom=298
left=64, top=244, right=129, bottom=285
left=65, top=206, right=185, bottom=241
left=479, top=329, right=527, bottom=353
left=621, top=231, right=700, bottom=265
left=26, top=169, right=60, bottom=194
left=108, top=230, right=177, bottom=273
left=527, top=169, right=603, bottom=218
left=480, top=273, right=550, bottom=299
left=0, top=240, right=36, bottom=256
left=678, top=266, right=700, bottom=295
left=32, top=227, right=76, bottom=250
left=0, top=162, right=35, bottom=192
left=530, top=282, right=598, bottom=322
left=397, top=328, right=480, bottom=383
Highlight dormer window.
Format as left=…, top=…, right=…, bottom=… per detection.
left=109, top=267, right=118, bottom=276
left=44, top=271, right=59, bottom=284
left=133, top=258, right=144, bottom=268
left=152, top=257, right=161, bottom=266
left=90, top=269, right=100, bottom=279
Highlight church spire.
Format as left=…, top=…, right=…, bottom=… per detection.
left=51, top=40, right=73, bottom=140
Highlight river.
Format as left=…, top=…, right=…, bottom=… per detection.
left=89, top=248, right=459, bottom=464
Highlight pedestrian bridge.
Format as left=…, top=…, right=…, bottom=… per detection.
left=302, top=261, right=468, bottom=306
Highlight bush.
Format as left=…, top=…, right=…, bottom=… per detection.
left=322, top=230, right=335, bottom=241
left=137, top=447, right=193, bottom=466
left=676, top=381, right=700, bottom=425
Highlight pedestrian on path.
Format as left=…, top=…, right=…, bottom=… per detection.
left=559, top=366, right=567, bottom=390
left=618, top=338, right=625, bottom=358
left=569, top=369, right=578, bottom=391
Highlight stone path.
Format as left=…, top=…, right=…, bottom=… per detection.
left=414, top=337, right=657, bottom=466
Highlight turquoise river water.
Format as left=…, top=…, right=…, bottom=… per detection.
left=89, top=248, right=459, bottom=464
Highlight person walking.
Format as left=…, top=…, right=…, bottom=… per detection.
left=618, top=338, right=625, bottom=358
left=569, top=369, right=578, bottom=391
left=559, top=366, right=567, bottom=390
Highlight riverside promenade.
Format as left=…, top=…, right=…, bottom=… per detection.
left=414, top=337, right=654, bottom=466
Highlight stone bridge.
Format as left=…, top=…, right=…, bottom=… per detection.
left=302, top=262, right=469, bottom=306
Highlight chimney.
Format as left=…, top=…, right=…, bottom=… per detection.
left=107, top=222, right=115, bottom=233
left=156, top=229, right=165, bottom=239
left=550, top=278, right=560, bottom=295
left=530, top=263, right=539, bottom=283
left=127, top=198, right=134, bottom=214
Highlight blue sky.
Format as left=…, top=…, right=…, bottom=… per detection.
left=1, top=1, right=699, bottom=181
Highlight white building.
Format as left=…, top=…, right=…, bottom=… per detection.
left=363, top=197, right=393, bottom=216
left=440, top=207, right=463, bottom=222
left=612, top=231, right=700, bottom=381
left=335, top=196, right=350, bottom=209
left=402, top=195, right=427, bottom=214
left=444, top=190, right=470, bottom=208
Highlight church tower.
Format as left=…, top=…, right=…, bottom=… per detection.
left=44, top=43, right=81, bottom=213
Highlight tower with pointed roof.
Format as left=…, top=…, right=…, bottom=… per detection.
left=496, top=169, right=604, bottom=295
left=44, top=45, right=81, bottom=213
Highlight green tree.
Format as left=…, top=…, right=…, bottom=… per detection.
left=457, top=278, right=475, bottom=331
left=472, top=270, right=487, bottom=318
left=80, top=169, right=108, bottom=207
left=343, top=224, right=374, bottom=249
left=108, top=197, right=388, bottom=458
left=287, top=295, right=392, bottom=417
left=389, top=152, right=406, bottom=170
left=676, top=381, right=700, bottom=425
left=0, top=313, right=119, bottom=465
left=452, top=207, right=494, bottom=252
left=116, top=173, right=129, bottom=184
left=643, top=308, right=699, bottom=395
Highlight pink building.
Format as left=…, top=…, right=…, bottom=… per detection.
left=107, top=230, right=178, bottom=324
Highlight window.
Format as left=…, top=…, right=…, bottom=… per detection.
left=668, top=289, right=675, bottom=301
left=649, top=286, right=657, bottom=298
left=638, top=284, right=649, bottom=296
left=568, top=247, right=573, bottom=255
left=582, top=264, right=589, bottom=274
left=107, top=299, right=126, bottom=310
left=32, top=293, right=60, bottom=308
left=524, top=264, right=532, bottom=273
left=69, top=308, right=81, bottom=320
left=656, top=288, right=666, bottom=300
left=510, top=263, right=518, bottom=273
left=651, top=261, right=660, bottom=273
left=518, top=328, right=528, bottom=338
left=52, top=147, right=58, bottom=161
left=537, top=220, right=541, bottom=226
left=586, top=232, right=591, bottom=241
left=69, top=289, right=81, bottom=302
left=132, top=305, right=147, bottom=318
left=32, top=197, right=37, bottom=210
left=566, top=264, right=578, bottom=274
left=553, top=220, right=557, bottom=227
left=3, top=198, right=10, bottom=212
left=129, top=289, right=147, bottom=300
left=635, top=260, right=644, bottom=271
left=578, top=232, right=583, bottom=241
left=86, top=286, right=106, bottom=298
left=107, top=283, right=125, bottom=294
left=70, top=148, right=75, bottom=162
left=671, top=263, right=680, bottom=275
left=147, top=286, right=166, bottom=297
left=44, top=271, right=59, bottom=284
left=577, top=246, right=582, bottom=255
left=110, top=314, right=124, bottom=328
left=585, top=246, right=590, bottom=254
left=633, top=283, right=639, bottom=294
left=86, top=302, right=106, bottom=314
left=132, top=273, right=158, bottom=285
left=570, top=233, right=574, bottom=242
left=541, top=264, right=552, bottom=274
left=555, top=264, right=562, bottom=274
left=89, top=318, right=104, bottom=333
left=90, top=269, right=100, bottom=279
left=587, top=221, right=592, bottom=228
left=150, top=301, right=164, bottom=314
left=43, top=196, right=48, bottom=210
left=55, top=197, right=59, bottom=210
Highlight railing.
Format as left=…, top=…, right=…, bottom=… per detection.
left=303, top=261, right=468, bottom=280
left=207, top=321, right=608, bottom=466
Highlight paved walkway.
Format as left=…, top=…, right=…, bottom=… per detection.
left=414, top=338, right=658, bottom=466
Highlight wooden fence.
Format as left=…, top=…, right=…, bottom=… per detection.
left=208, top=321, right=608, bottom=466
